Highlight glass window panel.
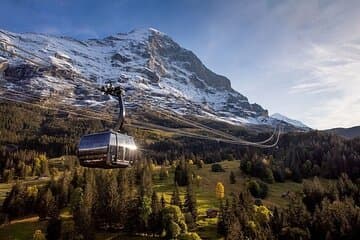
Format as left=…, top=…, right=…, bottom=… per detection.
left=79, top=132, right=110, bottom=149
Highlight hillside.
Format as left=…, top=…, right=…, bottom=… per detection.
left=325, top=126, right=360, bottom=139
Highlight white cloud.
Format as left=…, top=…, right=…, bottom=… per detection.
left=195, top=0, right=360, bottom=129
left=288, top=42, right=360, bottom=129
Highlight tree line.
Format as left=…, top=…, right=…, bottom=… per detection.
left=1, top=158, right=202, bottom=239
left=217, top=174, right=360, bottom=240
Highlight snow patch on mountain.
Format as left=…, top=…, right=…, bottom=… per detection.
left=271, top=113, right=309, bottom=129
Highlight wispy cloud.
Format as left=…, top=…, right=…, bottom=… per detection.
left=287, top=42, right=360, bottom=129
left=37, top=25, right=99, bottom=39
left=196, top=0, right=360, bottom=129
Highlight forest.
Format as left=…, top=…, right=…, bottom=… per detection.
left=0, top=101, right=360, bottom=239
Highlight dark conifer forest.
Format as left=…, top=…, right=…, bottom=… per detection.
left=0, top=102, right=360, bottom=239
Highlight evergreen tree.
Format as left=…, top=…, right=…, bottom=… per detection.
left=137, top=159, right=153, bottom=197
left=138, top=196, right=152, bottom=231
left=37, top=188, right=55, bottom=220
left=171, top=183, right=182, bottom=209
left=184, top=182, right=198, bottom=221
left=282, top=193, right=311, bottom=239
left=263, top=168, right=275, bottom=183
left=161, top=194, right=166, bottom=208
left=2, top=183, right=27, bottom=219
left=217, top=199, right=231, bottom=236
left=73, top=180, right=94, bottom=240
left=161, top=205, right=187, bottom=239
left=270, top=207, right=283, bottom=239
left=58, top=170, right=71, bottom=208
left=230, top=171, right=236, bottom=184
left=149, top=191, right=162, bottom=234
left=117, top=169, right=131, bottom=225
left=174, top=159, right=190, bottom=186
left=46, top=218, right=61, bottom=240
left=95, top=171, right=120, bottom=226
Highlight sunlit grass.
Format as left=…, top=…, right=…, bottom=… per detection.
left=0, top=219, right=47, bottom=240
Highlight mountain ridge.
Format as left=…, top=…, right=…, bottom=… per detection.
left=324, top=126, right=360, bottom=139
left=271, top=113, right=310, bottom=130
left=0, top=28, right=304, bottom=130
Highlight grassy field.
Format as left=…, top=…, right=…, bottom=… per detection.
left=0, top=156, right=74, bottom=206
left=152, top=160, right=307, bottom=239
left=0, top=183, right=12, bottom=206
left=0, top=178, right=50, bottom=206
left=0, top=160, right=308, bottom=240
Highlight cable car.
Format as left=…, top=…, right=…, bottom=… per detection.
left=77, top=82, right=138, bottom=168
left=78, top=130, right=137, bottom=168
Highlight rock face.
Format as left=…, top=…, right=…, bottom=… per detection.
left=0, top=28, right=302, bottom=129
left=0, top=57, right=8, bottom=80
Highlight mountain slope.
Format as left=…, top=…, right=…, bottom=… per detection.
left=325, top=126, right=360, bottom=139
left=271, top=113, right=310, bottom=129
left=0, top=28, right=302, bottom=130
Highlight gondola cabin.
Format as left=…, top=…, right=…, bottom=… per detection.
left=78, top=130, right=137, bottom=168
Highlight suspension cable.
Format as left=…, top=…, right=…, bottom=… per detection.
left=144, top=103, right=278, bottom=146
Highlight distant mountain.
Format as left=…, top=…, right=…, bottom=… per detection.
left=325, top=126, right=360, bottom=139
left=270, top=113, right=310, bottom=130
left=0, top=28, right=305, bottom=130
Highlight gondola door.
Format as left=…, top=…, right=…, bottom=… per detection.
left=109, top=133, right=117, bottom=164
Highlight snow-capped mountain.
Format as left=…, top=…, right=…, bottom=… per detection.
left=271, top=113, right=309, bottom=129
left=0, top=28, right=305, bottom=130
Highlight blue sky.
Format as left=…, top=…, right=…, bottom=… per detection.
left=1, top=0, right=360, bottom=129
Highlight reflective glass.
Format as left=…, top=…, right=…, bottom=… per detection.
left=79, top=132, right=110, bottom=149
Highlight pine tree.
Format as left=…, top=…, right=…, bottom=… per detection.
left=170, top=183, right=182, bottom=209
left=149, top=191, right=162, bottom=234
left=270, top=207, right=283, bottom=239
left=162, top=205, right=187, bottom=239
left=59, top=170, right=71, bottom=208
left=139, top=159, right=153, bottom=197
left=96, top=171, right=120, bottom=226
left=230, top=171, right=236, bottom=184
left=138, top=196, right=152, bottom=231
left=184, top=182, right=198, bottom=221
left=117, top=168, right=131, bottom=225
left=46, top=218, right=62, bottom=240
left=174, top=158, right=190, bottom=186
left=73, top=180, right=94, bottom=240
left=37, top=188, right=55, bottom=220
left=161, top=194, right=166, bottom=208
left=217, top=199, right=229, bottom=236
left=151, top=191, right=161, bottom=216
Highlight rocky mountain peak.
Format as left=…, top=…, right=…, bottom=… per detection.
left=0, top=28, right=305, bottom=129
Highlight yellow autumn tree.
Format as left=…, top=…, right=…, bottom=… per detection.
left=215, top=182, right=225, bottom=199
left=253, top=205, right=272, bottom=224
left=33, top=230, right=46, bottom=240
